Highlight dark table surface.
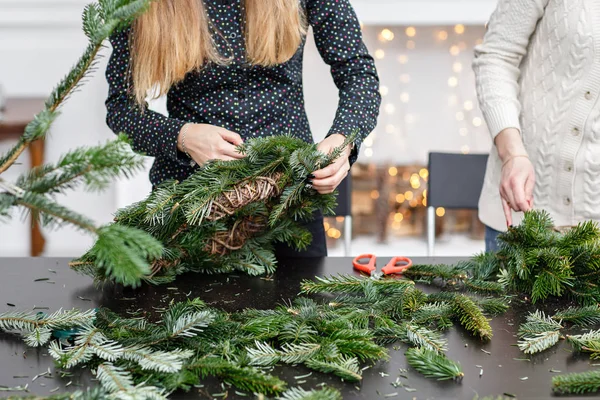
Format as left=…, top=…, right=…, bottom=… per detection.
left=0, top=257, right=598, bottom=400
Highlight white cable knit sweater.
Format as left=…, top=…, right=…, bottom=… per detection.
left=473, top=0, right=600, bottom=232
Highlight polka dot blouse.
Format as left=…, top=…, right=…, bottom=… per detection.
left=105, top=0, right=381, bottom=187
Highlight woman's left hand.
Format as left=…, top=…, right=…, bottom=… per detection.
left=310, top=134, right=352, bottom=194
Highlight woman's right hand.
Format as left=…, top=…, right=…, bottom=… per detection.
left=177, top=123, right=245, bottom=166
left=495, top=128, right=535, bottom=226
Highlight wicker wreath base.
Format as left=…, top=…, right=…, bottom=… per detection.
left=205, top=215, right=268, bottom=256
left=206, top=173, right=283, bottom=221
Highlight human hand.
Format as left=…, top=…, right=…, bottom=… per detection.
left=495, top=127, right=535, bottom=227
left=310, top=134, right=352, bottom=194
left=177, top=123, right=245, bottom=166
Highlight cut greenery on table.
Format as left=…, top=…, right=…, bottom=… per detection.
left=0, top=271, right=511, bottom=399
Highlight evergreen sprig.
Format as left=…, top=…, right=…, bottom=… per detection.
left=552, top=305, right=600, bottom=326
left=552, top=369, right=600, bottom=395
left=452, top=294, right=493, bottom=341
left=405, top=347, right=464, bottom=381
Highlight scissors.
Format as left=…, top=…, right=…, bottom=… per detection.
left=352, top=254, right=413, bottom=276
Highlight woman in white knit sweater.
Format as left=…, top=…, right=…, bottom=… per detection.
left=473, top=0, right=600, bottom=251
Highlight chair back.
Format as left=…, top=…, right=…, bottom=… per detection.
left=427, top=152, right=488, bottom=209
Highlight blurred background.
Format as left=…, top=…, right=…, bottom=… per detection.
left=0, top=0, right=497, bottom=257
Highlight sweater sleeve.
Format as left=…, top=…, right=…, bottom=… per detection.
left=472, top=0, right=549, bottom=140
left=306, top=0, right=381, bottom=164
left=105, top=27, right=192, bottom=166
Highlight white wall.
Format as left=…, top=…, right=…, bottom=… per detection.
left=0, top=0, right=496, bottom=256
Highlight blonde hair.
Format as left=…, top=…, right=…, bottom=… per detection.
left=131, top=0, right=306, bottom=105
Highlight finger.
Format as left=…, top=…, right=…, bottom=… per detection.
left=312, top=165, right=348, bottom=193
left=511, top=177, right=529, bottom=212
left=500, top=180, right=517, bottom=212
left=312, top=158, right=345, bottom=179
left=219, top=143, right=245, bottom=159
left=219, top=129, right=244, bottom=146
left=524, top=173, right=535, bottom=209
left=501, top=198, right=513, bottom=227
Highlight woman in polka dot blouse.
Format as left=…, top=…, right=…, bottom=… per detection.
left=105, top=0, right=381, bottom=257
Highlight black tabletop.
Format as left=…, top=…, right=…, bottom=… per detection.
left=0, top=257, right=597, bottom=400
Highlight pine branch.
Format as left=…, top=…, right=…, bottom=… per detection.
left=405, top=347, right=464, bottom=381
left=552, top=369, right=600, bottom=395
left=518, top=311, right=563, bottom=338
left=410, top=302, right=453, bottom=329
left=566, top=330, right=600, bottom=353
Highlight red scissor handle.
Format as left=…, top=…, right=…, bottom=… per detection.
left=352, top=253, right=376, bottom=275
left=381, top=256, right=413, bottom=275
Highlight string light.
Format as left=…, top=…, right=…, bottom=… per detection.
left=396, top=193, right=406, bottom=203
left=450, top=45, right=460, bottom=56
left=419, top=169, right=429, bottom=179
left=392, top=221, right=402, bottom=230
left=461, top=145, right=471, bottom=154
left=436, top=207, right=446, bottom=217
left=388, top=167, right=398, bottom=177
left=406, top=40, right=416, bottom=50
left=452, top=62, right=463, bottom=73
left=437, top=30, right=448, bottom=41
left=455, top=111, right=464, bottom=121
left=364, top=136, right=373, bottom=146
left=379, top=85, right=389, bottom=96
left=409, top=199, right=419, bottom=207
left=454, top=24, right=465, bottom=34
left=399, top=73, right=411, bottom=83
left=400, top=92, right=410, bottom=103
left=402, top=171, right=411, bottom=181
left=378, top=28, right=395, bottom=42
left=371, top=190, right=380, bottom=199
left=458, top=41, right=467, bottom=51
left=336, top=216, right=345, bottom=222
left=464, top=100, right=474, bottom=111
left=394, top=213, right=404, bottom=222
left=385, top=104, right=396, bottom=114
left=365, top=148, right=373, bottom=157
left=323, top=221, right=330, bottom=231
left=404, top=191, right=414, bottom=201
left=472, top=117, right=483, bottom=127
left=398, top=55, right=409, bottom=64
left=448, top=77, right=458, bottom=87
left=375, top=49, right=385, bottom=59
left=406, top=26, right=416, bottom=37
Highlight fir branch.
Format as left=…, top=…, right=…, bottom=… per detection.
left=410, top=302, right=453, bottom=329
left=404, top=324, right=448, bottom=354
left=300, top=274, right=414, bottom=295
left=278, top=387, right=342, bottom=400
left=566, top=330, right=600, bottom=352
left=305, top=355, right=362, bottom=382
left=517, top=331, right=561, bottom=354
left=517, top=311, right=562, bottom=338
left=552, top=369, right=600, bottom=395
left=452, top=294, right=493, bottom=341
left=477, top=298, right=510, bottom=316
left=95, top=362, right=167, bottom=400
left=405, top=347, right=463, bottom=381
left=121, top=347, right=193, bottom=373
left=552, top=305, right=600, bottom=326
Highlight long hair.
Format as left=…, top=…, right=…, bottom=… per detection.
left=130, top=0, right=307, bottom=105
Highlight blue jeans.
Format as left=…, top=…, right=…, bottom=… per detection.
left=485, top=226, right=502, bottom=253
